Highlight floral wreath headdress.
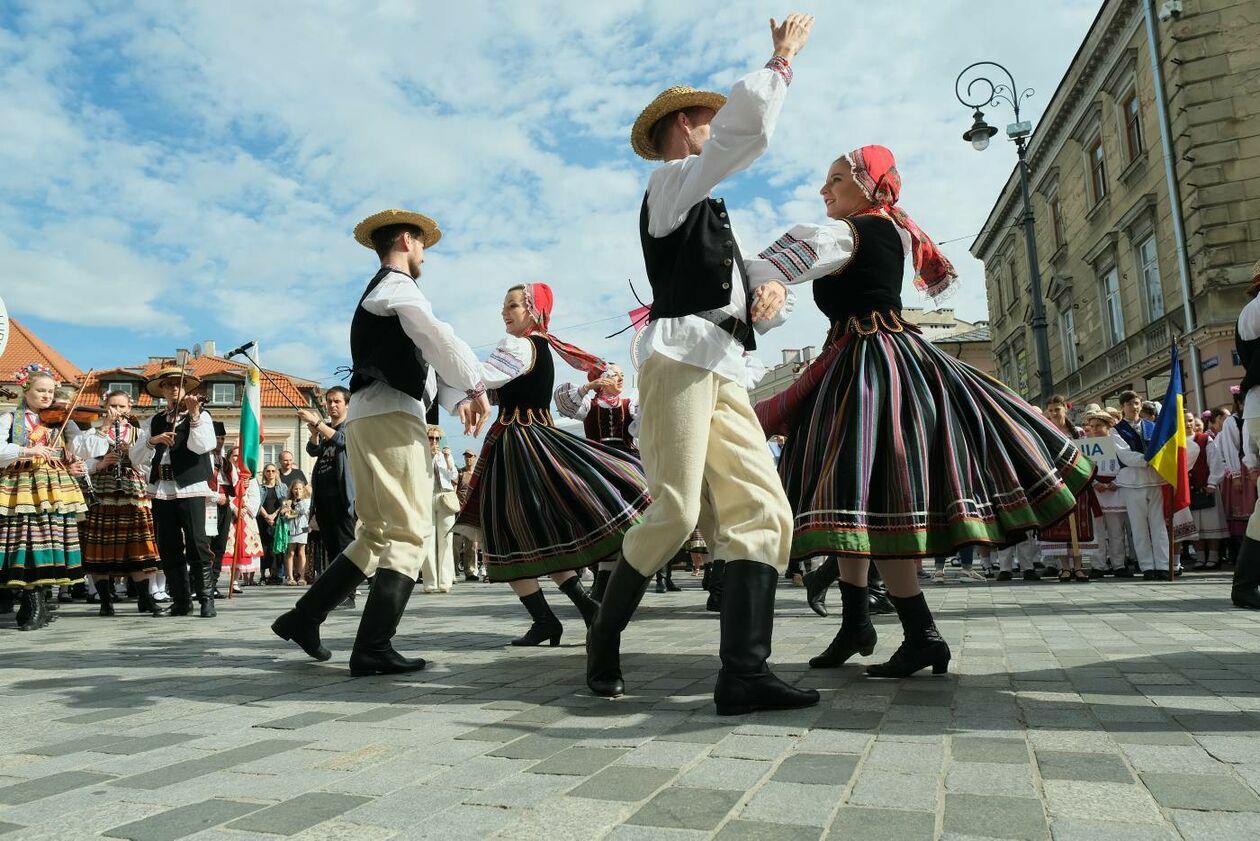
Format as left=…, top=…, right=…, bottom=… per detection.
left=13, top=363, right=57, bottom=390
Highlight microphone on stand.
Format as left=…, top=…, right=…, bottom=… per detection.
left=225, top=341, right=256, bottom=359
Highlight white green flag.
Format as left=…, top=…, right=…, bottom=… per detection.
left=238, top=343, right=261, bottom=475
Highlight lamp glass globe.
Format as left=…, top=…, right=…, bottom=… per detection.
left=971, top=135, right=990, bottom=152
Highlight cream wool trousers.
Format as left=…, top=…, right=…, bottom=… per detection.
left=343, top=412, right=433, bottom=580
left=420, top=490, right=459, bottom=590
left=623, top=354, right=792, bottom=576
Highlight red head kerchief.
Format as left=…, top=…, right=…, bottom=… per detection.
left=521, top=282, right=607, bottom=376
left=847, top=145, right=957, bottom=298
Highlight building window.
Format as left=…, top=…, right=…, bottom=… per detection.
left=1060, top=304, right=1078, bottom=373
left=1006, top=258, right=1019, bottom=309
left=1100, top=265, right=1125, bottom=346
left=1050, top=195, right=1066, bottom=249
left=210, top=383, right=236, bottom=405
left=105, top=381, right=137, bottom=400
left=262, top=443, right=284, bottom=468
left=1123, top=90, right=1144, bottom=161
left=1135, top=234, right=1163, bottom=322
left=1088, top=137, right=1107, bottom=203
left=990, top=272, right=1003, bottom=313
left=1013, top=336, right=1029, bottom=396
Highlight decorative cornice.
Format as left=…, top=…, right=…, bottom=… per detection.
left=1083, top=230, right=1120, bottom=266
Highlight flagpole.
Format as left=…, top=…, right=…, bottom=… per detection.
left=229, top=448, right=246, bottom=598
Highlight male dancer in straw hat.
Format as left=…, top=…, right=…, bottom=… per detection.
left=131, top=367, right=218, bottom=617
left=587, top=13, right=820, bottom=715
left=272, top=209, right=491, bottom=674
left=1230, top=258, right=1260, bottom=610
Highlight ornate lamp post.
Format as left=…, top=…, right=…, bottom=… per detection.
left=957, top=61, right=1053, bottom=408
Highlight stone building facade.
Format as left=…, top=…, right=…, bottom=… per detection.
left=971, top=0, right=1260, bottom=412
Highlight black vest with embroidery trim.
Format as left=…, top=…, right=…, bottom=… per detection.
left=814, top=215, right=905, bottom=325
left=148, top=412, right=213, bottom=488
left=639, top=194, right=755, bottom=350
left=349, top=267, right=431, bottom=404
left=496, top=336, right=554, bottom=413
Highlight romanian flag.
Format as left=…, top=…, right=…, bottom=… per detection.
left=1143, top=342, right=1191, bottom=512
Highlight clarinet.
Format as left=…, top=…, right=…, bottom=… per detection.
left=112, top=419, right=124, bottom=481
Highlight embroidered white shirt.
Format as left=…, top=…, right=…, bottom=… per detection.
left=131, top=410, right=218, bottom=500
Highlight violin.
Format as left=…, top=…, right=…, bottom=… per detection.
left=38, top=405, right=106, bottom=427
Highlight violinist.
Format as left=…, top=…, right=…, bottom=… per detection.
left=130, top=365, right=218, bottom=619
left=73, top=389, right=166, bottom=617
left=0, top=363, right=87, bottom=630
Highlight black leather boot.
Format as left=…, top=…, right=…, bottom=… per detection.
left=1232, top=537, right=1260, bottom=609
left=138, top=578, right=169, bottom=617
left=866, top=592, right=951, bottom=678
left=591, top=568, right=612, bottom=602
left=868, top=562, right=895, bottom=615
left=41, top=586, right=56, bottom=623
left=511, top=589, right=563, bottom=646
left=272, top=554, right=366, bottom=660
left=348, top=569, right=427, bottom=676
left=810, top=579, right=877, bottom=668
left=16, top=588, right=43, bottom=631
left=586, top=560, right=651, bottom=697
left=655, top=570, right=666, bottom=593
left=197, top=561, right=217, bottom=619
left=558, top=575, right=599, bottom=628
left=713, top=561, right=821, bottom=716
left=166, top=561, right=192, bottom=616
left=804, top=556, right=838, bottom=617
left=0, top=589, right=12, bottom=615
left=664, top=564, right=681, bottom=592
left=706, top=559, right=725, bottom=612
left=95, top=579, right=115, bottom=618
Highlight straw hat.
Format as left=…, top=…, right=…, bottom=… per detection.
left=631, top=86, right=727, bottom=160
left=1080, top=403, right=1115, bottom=426
left=145, top=365, right=202, bottom=397
left=353, top=209, right=442, bottom=250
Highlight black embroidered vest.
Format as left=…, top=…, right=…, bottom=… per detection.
left=349, top=267, right=431, bottom=403
left=148, top=412, right=213, bottom=487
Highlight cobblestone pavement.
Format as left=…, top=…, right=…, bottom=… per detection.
left=1, top=572, right=1258, bottom=840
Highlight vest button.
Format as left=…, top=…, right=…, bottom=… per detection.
left=724, top=240, right=734, bottom=247
left=719, top=212, right=728, bottom=219
left=722, top=223, right=731, bottom=229
left=722, top=282, right=731, bottom=289
left=722, top=258, right=733, bottom=267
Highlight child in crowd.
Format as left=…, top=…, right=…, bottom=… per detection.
left=281, top=479, right=311, bottom=585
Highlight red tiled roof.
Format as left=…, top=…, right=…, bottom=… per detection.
left=0, top=318, right=85, bottom=385
left=83, top=356, right=317, bottom=409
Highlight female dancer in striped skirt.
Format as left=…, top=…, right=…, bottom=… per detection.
left=455, top=283, right=651, bottom=646
left=754, top=145, right=1092, bottom=677
left=0, top=364, right=88, bottom=630
left=72, top=389, right=166, bottom=616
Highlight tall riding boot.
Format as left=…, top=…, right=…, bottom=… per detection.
left=866, top=592, right=951, bottom=678
left=95, top=579, right=115, bottom=618
left=706, top=559, right=726, bottom=612
left=511, top=589, right=563, bottom=646
left=197, top=560, right=218, bottom=619
left=272, top=554, right=367, bottom=660
left=166, top=560, right=192, bottom=616
left=701, top=562, right=711, bottom=591
left=664, top=563, right=681, bottom=592
left=16, top=588, right=44, bottom=631
left=655, top=569, right=666, bottom=593
left=586, top=560, right=651, bottom=697
left=138, top=577, right=169, bottom=617
left=804, top=556, right=839, bottom=617
left=810, top=579, right=877, bottom=667
left=591, top=567, right=612, bottom=602
left=0, top=589, right=13, bottom=615
left=713, top=561, right=820, bottom=715
left=868, top=561, right=895, bottom=615
left=558, top=575, right=599, bottom=628
left=1232, top=537, right=1260, bottom=609
left=348, top=569, right=427, bottom=676
left=41, top=586, right=57, bottom=623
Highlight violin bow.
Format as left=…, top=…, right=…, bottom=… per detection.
left=48, top=369, right=95, bottom=454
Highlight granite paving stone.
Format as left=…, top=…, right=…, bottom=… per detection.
left=716, top=819, right=824, bottom=841
left=626, top=787, right=744, bottom=831
left=102, top=799, right=260, bottom=841
left=0, top=770, right=116, bottom=804
left=567, top=765, right=676, bottom=801
left=1035, top=750, right=1133, bottom=783
left=739, top=781, right=843, bottom=826
left=943, top=794, right=1048, bottom=840
left=827, top=807, right=935, bottom=840
left=1140, top=772, right=1260, bottom=811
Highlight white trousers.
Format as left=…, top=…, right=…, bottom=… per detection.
left=997, top=539, right=1039, bottom=572
left=1094, top=512, right=1129, bottom=568
left=1123, top=486, right=1169, bottom=571
left=421, top=491, right=459, bottom=591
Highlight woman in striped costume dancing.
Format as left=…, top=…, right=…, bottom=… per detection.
left=455, top=283, right=651, bottom=647
left=753, top=145, right=1092, bottom=677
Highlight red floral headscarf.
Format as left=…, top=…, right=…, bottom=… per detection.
left=847, top=145, right=957, bottom=298
left=520, top=283, right=607, bottom=376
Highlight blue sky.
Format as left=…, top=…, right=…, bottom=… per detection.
left=0, top=0, right=1101, bottom=450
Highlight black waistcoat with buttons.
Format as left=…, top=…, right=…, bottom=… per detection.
left=349, top=267, right=431, bottom=404
left=148, top=412, right=213, bottom=488
left=496, top=335, right=554, bottom=413
left=639, top=193, right=756, bottom=350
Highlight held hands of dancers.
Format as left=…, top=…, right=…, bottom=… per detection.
left=770, top=12, right=815, bottom=61
left=751, top=280, right=788, bottom=323
left=458, top=392, right=492, bottom=437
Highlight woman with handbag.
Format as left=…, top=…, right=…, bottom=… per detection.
left=421, top=428, right=460, bottom=594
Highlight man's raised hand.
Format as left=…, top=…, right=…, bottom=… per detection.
left=771, top=12, right=815, bottom=61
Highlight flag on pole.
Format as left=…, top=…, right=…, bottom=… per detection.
left=1144, top=342, right=1196, bottom=545
left=238, top=343, right=261, bottom=476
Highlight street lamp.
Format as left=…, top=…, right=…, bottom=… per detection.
left=956, top=61, right=1053, bottom=408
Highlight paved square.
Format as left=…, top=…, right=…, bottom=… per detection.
left=1, top=573, right=1257, bottom=839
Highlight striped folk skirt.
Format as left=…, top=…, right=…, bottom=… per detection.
left=0, top=461, right=87, bottom=588
left=455, top=412, right=651, bottom=582
left=80, top=469, right=161, bottom=576
left=761, top=315, right=1093, bottom=561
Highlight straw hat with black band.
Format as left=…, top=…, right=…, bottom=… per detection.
left=1080, top=403, right=1116, bottom=427
left=145, top=365, right=202, bottom=398
left=353, top=209, right=442, bottom=251
left=630, top=86, right=727, bottom=161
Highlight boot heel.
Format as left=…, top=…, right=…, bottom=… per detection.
left=860, top=644, right=875, bottom=656
left=549, top=632, right=562, bottom=647
left=932, top=658, right=950, bottom=675
left=715, top=703, right=753, bottom=716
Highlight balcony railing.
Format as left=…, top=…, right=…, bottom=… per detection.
left=1052, top=312, right=1187, bottom=401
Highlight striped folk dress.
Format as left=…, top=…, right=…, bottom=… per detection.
left=78, top=423, right=161, bottom=576
left=755, top=215, right=1093, bottom=561
left=1, top=413, right=87, bottom=588
left=455, top=335, right=651, bottom=582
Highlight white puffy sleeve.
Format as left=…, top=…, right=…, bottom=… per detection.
left=554, top=382, right=593, bottom=420
left=0, top=413, right=19, bottom=468
left=482, top=335, right=537, bottom=391
left=1207, top=436, right=1225, bottom=488
left=746, top=220, right=859, bottom=288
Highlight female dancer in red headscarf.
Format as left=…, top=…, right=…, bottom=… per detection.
left=751, top=146, right=1093, bottom=677
left=455, top=283, right=651, bottom=646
